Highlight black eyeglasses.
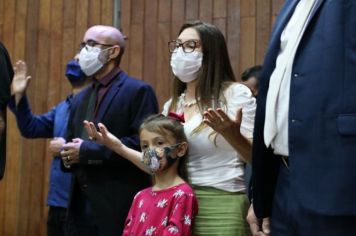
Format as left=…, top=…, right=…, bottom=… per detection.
left=168, top=40, right=201, bottom=53
left=79, top=39, right=114, bottom=51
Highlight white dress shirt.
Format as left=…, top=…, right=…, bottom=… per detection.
left=264, top=0, right=317, bottom=156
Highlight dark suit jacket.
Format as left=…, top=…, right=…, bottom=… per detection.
left=252, top=0, right=356, bottom=218
left=65, top=70, right=158, bottom=235
left=0, top=42, right=13, bottom=180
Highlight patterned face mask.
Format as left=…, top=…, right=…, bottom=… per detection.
left=142, top=144, right=181, bottom=173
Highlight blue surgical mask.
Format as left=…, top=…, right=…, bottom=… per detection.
left=142, top=144, right=181, bottom=173
left=65, top=59, right=87, bottom=84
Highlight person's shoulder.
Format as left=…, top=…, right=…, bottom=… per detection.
left=120, top=71, right=152, bottom=88
left=173, top=183, right=196, bottom=197
left=133, top=187, right=152, bottom=199
left=73, top=85, right=91, bottom=98
left=223, top=82, right=253, bottom=100
left=71, top=85, right=91, bottom=106
left=223, top=82, right=253, bottom=97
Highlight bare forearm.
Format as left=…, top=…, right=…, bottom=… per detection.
left=14, top=92, right=25, bottom=106
left=224, top=133, right=252, bottom=164
left=113, top=145, right=150, bottom=174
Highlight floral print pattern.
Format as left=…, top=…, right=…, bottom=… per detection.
left=123, top=183, right=198, bottom=236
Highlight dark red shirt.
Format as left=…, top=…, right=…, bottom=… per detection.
left=94, top=66, right=121, bottom=118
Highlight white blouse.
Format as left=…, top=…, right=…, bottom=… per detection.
left=162, top=83, right=256, bottom=192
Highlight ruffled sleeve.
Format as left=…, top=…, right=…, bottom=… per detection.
left=223, top=83, right=256, bottom=139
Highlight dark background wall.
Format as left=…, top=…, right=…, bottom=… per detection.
left=0, top=0, right=283, bottom=235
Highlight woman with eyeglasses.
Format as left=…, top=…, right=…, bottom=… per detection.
left=164, top=21, right=256, bottom=235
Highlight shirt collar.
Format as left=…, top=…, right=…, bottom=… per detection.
left=97, top=67, right=121, bottom=87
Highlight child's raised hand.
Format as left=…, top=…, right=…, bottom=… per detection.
left=83, top=120, right=103, bottom=143
left=83, top=120, right=123, bottom=152
left=97, top=123, right=123, bottom=151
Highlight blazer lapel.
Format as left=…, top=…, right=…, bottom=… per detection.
left=304, top=0, right=325, bottom=29
left=309, top=0, right=325, bottom=20
left=94, top=72, right=127, bottom=123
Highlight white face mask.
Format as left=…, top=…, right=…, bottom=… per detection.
left=78, top=46, right=110, bottom=76
left=170, top=47, right=203, bottom=83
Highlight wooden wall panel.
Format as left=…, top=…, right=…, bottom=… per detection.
left=101, top=0, right=114, bottom=25
left=121, top=0, right=283, bottom=107
left=0, top=0, right=284, bottom=235
left=119, top=0, right=131, bottom=71
left=226, top=0, right=240, bottom=79
left=199, top=0, right=213, bottom=23
left=256, top=0, right=272, bottom=64
left=128, top=0, right=144, bottom=79
left=143, top=0, right=158, bottom=88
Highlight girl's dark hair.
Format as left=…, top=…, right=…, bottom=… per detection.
left=139, top=114, right=189, bottom=181
left=169, top=21, right=236, bottom=114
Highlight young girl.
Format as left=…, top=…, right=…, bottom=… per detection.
left=84, top=114, right=198, bottom=235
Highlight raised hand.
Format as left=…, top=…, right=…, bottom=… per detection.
left=83, top=120, right=123, bottom=153
left=203, top=107, right=242, bottom=137
left=12, top=60, right=31, bottom=95
left=203, top=108, right=252, bottom=163
left=83, top=120, right=149, bottom=173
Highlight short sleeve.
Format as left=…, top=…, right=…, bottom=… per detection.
left=224, top=83, right=256, bottom=139
left=162, top=192, right=198, bottom=236
left=122, top=191, right=142, bottom=236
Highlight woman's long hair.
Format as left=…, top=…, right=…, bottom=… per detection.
left=169, top=21, right=236, bottom=134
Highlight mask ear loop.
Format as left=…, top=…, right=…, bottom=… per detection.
left=163, top=143, right=185, bottom=168
left=98, top=46, right=114, bottom=64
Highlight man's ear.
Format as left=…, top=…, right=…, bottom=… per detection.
left=109, top=46, right=120, bottom=60
left=177, top=142, right=188, bottom=157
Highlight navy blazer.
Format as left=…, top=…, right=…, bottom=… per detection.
left=65, top=70, right=159, bottom=235
left=252, top=0, right=356, bottom=218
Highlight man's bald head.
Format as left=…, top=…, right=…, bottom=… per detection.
left=83, top=25, right=126, bottom=66
left=84, top=25, right=126, bottom=49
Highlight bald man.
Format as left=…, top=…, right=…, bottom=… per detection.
left=60, top=25, right=158, bottom=235
left=0, top=42, right=13, bottom=180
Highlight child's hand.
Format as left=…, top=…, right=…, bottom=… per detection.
left=83, top=120, right=123, bottom=152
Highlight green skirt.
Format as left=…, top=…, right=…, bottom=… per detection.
left=192, top=186, right=250, bottom=236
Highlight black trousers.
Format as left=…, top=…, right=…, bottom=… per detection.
left=271, top=163, right=356, bottom=236
left=65, top=187, right=100, bottom=236
left=47, top=206, right=67, bottom=236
